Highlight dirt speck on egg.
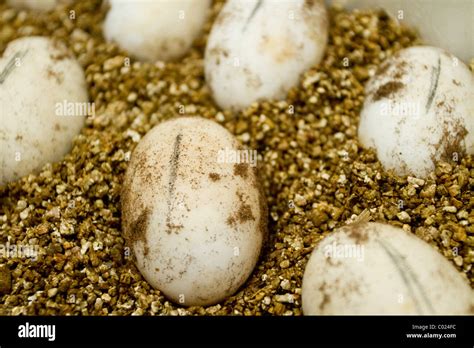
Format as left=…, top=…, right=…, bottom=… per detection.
left=371, top=81, right=405, bottom=101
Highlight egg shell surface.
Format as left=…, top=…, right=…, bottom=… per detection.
left=358, top=46, right=474, bottom=178
left=103, top=0, right=211, bottom=62
left=121, top=117, right=267, bottom=306
left=205, top=0, right=328, bottom=110
left=302, top=222, right=474, bottom=315
left=0, top=36, right=88, bottom=185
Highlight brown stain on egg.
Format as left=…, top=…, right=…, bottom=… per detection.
left=121, top=147, right=160, bottom=260
left=235, top=190, right=256, bottom=224
left=209, top=172, right=221, bottom=181
left=326, top=255, right=342, bottom=267
left=376, top=60, right=391, bottom=76
left=237, top=202, right=255, bottom=223
left=207, top=46, right=231, bottom=68
left=166, top=221, right=184, bottom=234
left=392, top=60, right=408, bottom=79
left=228, top=165, right=269, bottom=248
left=376, top=58, right=408, bottom=80
left=127, top=207, right=151, bottom=257
left=242, top=67, right=262, bottom=89
left=372, top=81, right=404, bottom=102
left=226, top=216, right=236, bottom=227
left=436, top=119, right=468, bottom=162
left=226, top=185, right=263, bottom=231
left=46, top=67, right=64, bottom=84
left=302, top=0, right=328, bottom=40
left=226, top=199, right=255, bottom=227
left=260, top=34, right=297, bottom=64
left=233, top=162, right=248, bottom=178
left=130, top=146, right=163, bottom=185
left=318, top=281, right=331, bottom=312
left=371, top=58, right=409, bottom=102
left=208, top=46, right=229, bottom=59
left=344, top=223, right=369, bottom=244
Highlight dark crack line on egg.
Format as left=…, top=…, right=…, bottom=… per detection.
left=243, top=0, right=263, bottom=32
left=377, top=239, right=434, bottom=314
left=166, top=133, right=182, bottom=234
left=0, top=49, right=28, bottom=84
left=425, top=56, right=441, bottom=113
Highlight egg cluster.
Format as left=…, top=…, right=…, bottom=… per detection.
left=0, top=0, right=473, bottom=315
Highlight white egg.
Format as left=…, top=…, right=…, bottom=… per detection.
left=358, top=46, right=474, bottom=178
left=0, top=36, right=88, bottom=185
left=121, top=117, right=267, bottom=306
left=205, top=0, right=328, bottom=110
left=103, top=0, right=211, bottom=62
left=302, top=222, right=474, bottom=315
left=6, top=0, right=58, bottom=11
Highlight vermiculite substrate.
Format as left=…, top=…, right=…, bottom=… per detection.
left=0, top=0, right=472, bottom=315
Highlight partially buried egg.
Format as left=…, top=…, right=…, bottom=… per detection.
left=205, top=0, right=328, bottom=110
left=302, top=222, right=474, bottom=315
left=103, top=0, right=211, bottom=62
left=358, top=46, right=474, bottom=178
left=121, top=117, right=267, bottom=306
left=0, top=36, right=88, bottom=185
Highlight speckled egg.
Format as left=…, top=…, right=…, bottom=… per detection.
left=0, top=36, right=88, bottom=185
left=103, top=0, right=211, bottom=62
left=205, top=0, right=328, bottom=110
left=358, top=46, right=474, bottom=178
left=121, top=117, right=267, bottom=306
left=302, top=222, right=474, bottom=315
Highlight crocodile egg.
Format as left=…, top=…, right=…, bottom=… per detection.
left=103, top=0, right=211, bottom=62
left=358, top=46, right=474, bottom=178
left=0, top=36, right=88, bottom=185
left=302, top=222, right=474, bottom=315
left=205, top=0, right=328, bottom=110
left=121, top=117, right=267, bottom=306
